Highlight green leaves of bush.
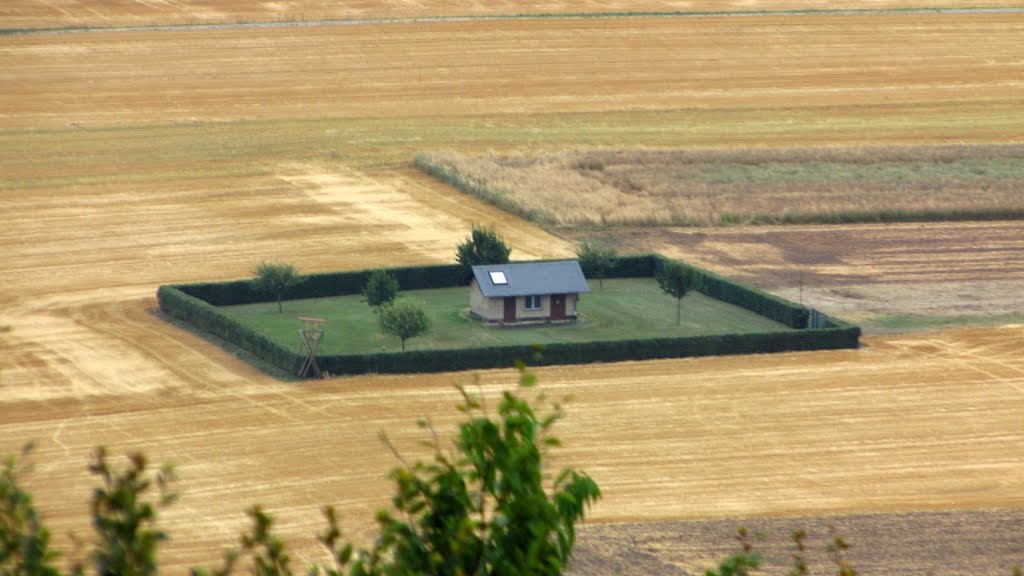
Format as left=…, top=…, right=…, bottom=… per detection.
left=378, top=298, right=432, bottom=352
left=0, top=443, right=61, bottom=576
left=89, top=447, right=177, bottom=576
left=358, top=366, right=600, bottom=576
left=456, top=225, right=512, bottom=269
left=251, top=261, right=300, bottom=313
left=362, top=269, right=399, bottom=310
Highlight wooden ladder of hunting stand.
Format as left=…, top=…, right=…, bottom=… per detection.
left=296, top=317, right=325, bottom=379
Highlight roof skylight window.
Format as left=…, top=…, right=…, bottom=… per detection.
left=489, top=271, right=508, bottom=285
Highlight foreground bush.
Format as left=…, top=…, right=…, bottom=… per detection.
left=1, top=366, right=601, bottom=576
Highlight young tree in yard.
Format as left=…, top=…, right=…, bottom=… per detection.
left=657, top=260, right=702, bottom=326
left=575, top=240, right=617, bottom=290
left=362, top=268, right=399, bottom=311
left=378, top=298, right=432, bottom=352
left=252, top=261, right=300, bottom=313
left=456, top=225, right=511, bottom=268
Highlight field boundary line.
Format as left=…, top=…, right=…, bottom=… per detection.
left=4, top=6, right=1023, bottom=36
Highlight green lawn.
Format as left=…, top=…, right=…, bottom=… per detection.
left=223, top=278, right=794, bottom=355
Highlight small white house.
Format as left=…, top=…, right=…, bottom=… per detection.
left=469, top=260, right=591, bottom=324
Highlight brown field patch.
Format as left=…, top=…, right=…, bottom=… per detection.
left=577, top=221, right=1024, bottom=329
left=2, top=0, right=1020, bottom=29
left=573, top=509, right=1024, bottom=575
left=595, top=221, right=1024, bottom=287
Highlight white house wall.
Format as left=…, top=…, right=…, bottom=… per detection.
left=469, top=279, right=504, bottom=321
left=517, top=295, right=549, bottom=320
left=470, top=280, right=582, bottom=323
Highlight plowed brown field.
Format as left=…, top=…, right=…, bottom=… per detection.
left=2, top=5, right=1023, bottom=574
left=583, top=221, right=1024, bottom=328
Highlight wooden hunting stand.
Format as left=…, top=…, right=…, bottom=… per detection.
left=295, top=317, right=325, bottom=379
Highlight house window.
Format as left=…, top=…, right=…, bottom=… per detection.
left=489, top=271, right=508, bottom=285
left=524, top=295, right=542, bottom=310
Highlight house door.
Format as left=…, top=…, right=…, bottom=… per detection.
left=551, top=294, right=566, bottom=320
left=503, top=297, right=517, bottom=322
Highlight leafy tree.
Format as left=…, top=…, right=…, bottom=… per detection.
left=575, top=240, right=617, bottom=290
left=189, top=362, right=600, bottom=576
left=656, top=260, right=702, bottom=326
left=362, top=268, right=399, bottom=311
left=456, top=225, right=511, bottom=269
left=251, top=261, right=300, bottom=313
left=0, top=443, right=62, bottom=576
left=217, top=362, right=601, bottom=576
left=348, top=362, right=600, bottom=575
left=378, top=298, right=432, bottom=352
left=89, top=447, right=177, bottom=576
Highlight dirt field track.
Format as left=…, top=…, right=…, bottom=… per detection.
left=2, top=3, right=1023, bottom=573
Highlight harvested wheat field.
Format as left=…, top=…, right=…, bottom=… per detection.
left=3, top=0, right=1021, bottom=30
left=3, top=12, right=1024, bottom=132
left=2, top=4, right=1023, bottom=574
left=3, top=324, right=1023, bottom=572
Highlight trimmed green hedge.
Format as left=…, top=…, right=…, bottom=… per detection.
left=177, top=263, right=470, bottom=306
left=677, top=258, right=810, bottom=329
left=318, top=326, right=859, bottom=375
left=157, top=285, right=301, bottom=369
left=158, top=254, right=860, bottom=377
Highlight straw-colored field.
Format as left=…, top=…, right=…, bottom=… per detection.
left=1, top=3, right=1023, bottom=574
left=416, top=146, right=1024, bottom=226
left=3, top=0, right=1021, bottom=29
left=4, top=12, right=1024, bottom=133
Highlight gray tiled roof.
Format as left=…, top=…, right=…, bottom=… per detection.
left=472, top=260, right=591, bottom=298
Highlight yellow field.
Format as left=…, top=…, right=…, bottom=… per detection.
left=3, top=0, right=1021, bottom=29
left=415, top=146, right=1024, bottom=226
left=1, top=3, right=1023, bottom=573
left=5, top=13, right=1024, bottom=132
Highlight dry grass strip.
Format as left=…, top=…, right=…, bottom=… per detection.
left=416, top=144, right=1024, bottom=227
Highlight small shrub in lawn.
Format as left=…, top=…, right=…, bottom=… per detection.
left=251, top=261, right=300, bottom=313
left=378, top=298, right=432, bottom=352
left=362, top=268, right=399, bottom=311
left=657, top=260, right=703, bottom=325
left=576, top=240, right=618, bottom=290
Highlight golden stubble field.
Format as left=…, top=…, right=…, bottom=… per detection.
left=3, top=0, right=1022, bottom=29
left=4, top=13, right=1024, bottom=130
left=1, top=4, right=1023, bottom=573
